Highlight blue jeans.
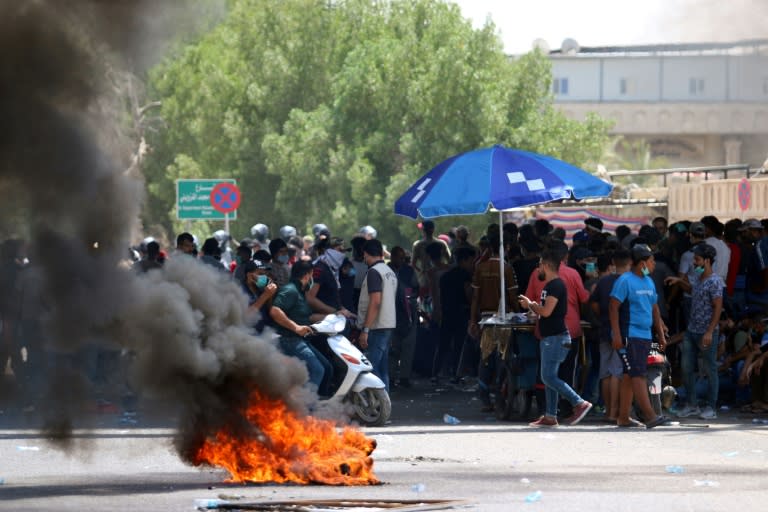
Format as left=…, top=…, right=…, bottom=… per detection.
left=279, top=337, right=332, bottom=393
left=681, top=329, right=719, bottom=408
left=365, top=329, right=393, bottom=392
left=540, top=332, right=585, bottom=418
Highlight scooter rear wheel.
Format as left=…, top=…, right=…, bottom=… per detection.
left=350, top=388, right=391, bottom=426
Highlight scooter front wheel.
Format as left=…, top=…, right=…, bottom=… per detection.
left=349, top=388, right=391, bottom=426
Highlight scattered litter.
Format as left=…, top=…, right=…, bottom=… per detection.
left=665, top=465, right=685, bottom=474
left=751, top=449, right=764, bottom=454
left=751, top=418, right=768, bottom=425
left=722, top=451, right=739, bottom=457
left=194, top=498, right=228, bottom=509
left=411, top=483, right=426, bottom=493
left=694, top=480, right=720, bottom=487
left=443, top=414, right=460, bottom=425
left=520, top=478, right=531, bottom=485
left=666, top=421, right=680, bottom=426
left=434, top=388, right=447, bottom=393
left=524, top=490, right=543, bottom=503
left=16, top=446, right=40, bottom=452
left=217, top=494, right=245, bottom=501
left=720, top=405, right=730, bottom=411
left=538, top=433, right=556, bottom=440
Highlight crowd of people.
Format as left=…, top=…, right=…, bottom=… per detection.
left=2, top=213, right=768, bottom=427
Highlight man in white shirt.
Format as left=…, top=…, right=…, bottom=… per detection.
left=700, top=216, right=730, bottom=281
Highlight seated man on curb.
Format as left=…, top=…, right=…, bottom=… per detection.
left=609, top=244, right=670, bottom=429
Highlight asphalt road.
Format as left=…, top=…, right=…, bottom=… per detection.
left=1, top=377, right=767, bottom=511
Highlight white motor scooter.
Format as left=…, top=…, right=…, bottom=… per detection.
left=309, top=314, right=391, bottom=426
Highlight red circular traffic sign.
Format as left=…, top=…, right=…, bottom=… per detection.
left=210, top=182, right=241, bottom=214
left=738, top=178, right=751, bottom=212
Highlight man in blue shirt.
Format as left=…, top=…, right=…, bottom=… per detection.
left=609, top=244, right=669, bottom=429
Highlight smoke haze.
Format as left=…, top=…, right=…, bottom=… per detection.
left=0, top=0, right=312, bottom=463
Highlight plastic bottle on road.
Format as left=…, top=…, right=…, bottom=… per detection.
left=443, top=414, right=460, bottom=425
left=665, top=465, right=685, bottom=474
left=524, top=490, right=543, bottom=503
left=194, top=498, right=228, bottom=509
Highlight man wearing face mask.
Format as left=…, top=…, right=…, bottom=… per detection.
left=306, top=237, right=356, bottom=319
left=269, top=238, right=291, bottom=286
left=519, top=248, right=593, bottom=427
left=609, top=244, right=669, bottom=429
left=665, top=244, right=723, bottom=419
left=241, top=260, right=278, bottom=334
left=270, top=261, right=333, bottom=395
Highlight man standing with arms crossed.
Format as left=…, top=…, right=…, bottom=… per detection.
left=609, top=244, right=669, bottom=429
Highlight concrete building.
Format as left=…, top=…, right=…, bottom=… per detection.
left=549, top=39, right=768, bottom=168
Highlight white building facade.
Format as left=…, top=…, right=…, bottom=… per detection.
left=549, top=40, right=768, bottom=168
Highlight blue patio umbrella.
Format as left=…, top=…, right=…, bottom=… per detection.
left=394, top=144, right=613, bottom=317
left=395, top=145, right=612, bottom=219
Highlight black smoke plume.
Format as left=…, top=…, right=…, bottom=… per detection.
left=0, top=0, right=310, bottom=462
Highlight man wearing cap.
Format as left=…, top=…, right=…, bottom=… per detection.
left=609, top=244, right=669, bottom=429
left=240, top=259, right=278, bottom=334
left=306, top=237, right=355, bottom=319
left=270, top=261, right=333, bottom=395
left=665, top=244, right=723, bottom=419
left=741, top=219, right=768, bottom=310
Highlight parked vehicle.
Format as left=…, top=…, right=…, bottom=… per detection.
left=309, top=315, right=391, bottom=426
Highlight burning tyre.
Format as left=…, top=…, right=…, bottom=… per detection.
left=349, top=387, right=391, bottom=426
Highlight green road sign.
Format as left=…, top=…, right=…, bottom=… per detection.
left=176, top=179, right=238, bottom=220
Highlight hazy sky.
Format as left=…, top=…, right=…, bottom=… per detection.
left=452, top=0, right=766, bottom=54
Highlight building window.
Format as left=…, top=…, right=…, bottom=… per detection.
left=553, top=77, right=569, bottom=95
left=689, top=78, right=705, bottom=95
left=619, top=78, right=635, bottom=95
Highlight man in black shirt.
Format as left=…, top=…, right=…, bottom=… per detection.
left=519, top=247, right=592, bottom=427
left=433, top=247, right=476, bottom=383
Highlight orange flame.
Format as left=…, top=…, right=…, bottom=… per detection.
left=193, top=391, right=379, bottom=485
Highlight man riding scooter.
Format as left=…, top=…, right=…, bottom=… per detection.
left=270, top=261, right=333, bottom=396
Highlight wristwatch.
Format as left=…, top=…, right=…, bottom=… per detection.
left=362, top=327, right=370, bottom=334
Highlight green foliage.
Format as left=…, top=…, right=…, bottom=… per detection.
left=144, top=0, right=611, bottom=246
left=602, top=137, right=669, bottom=187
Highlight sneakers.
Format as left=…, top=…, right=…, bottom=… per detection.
left=676, top=404, right=701, bottom=418
left=529, top=415, right=559, bottom=427
left=699, top=406, right=717, bottom=419
left=566, top=401, right=593, bottom=426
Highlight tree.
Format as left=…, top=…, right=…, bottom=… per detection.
left=145, top=0, right=611, bottom=245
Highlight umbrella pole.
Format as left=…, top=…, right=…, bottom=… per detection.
left=498, top=210, right=505, bottom=319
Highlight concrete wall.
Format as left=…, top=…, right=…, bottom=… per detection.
left=667, top=177, right=768, bottom=222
